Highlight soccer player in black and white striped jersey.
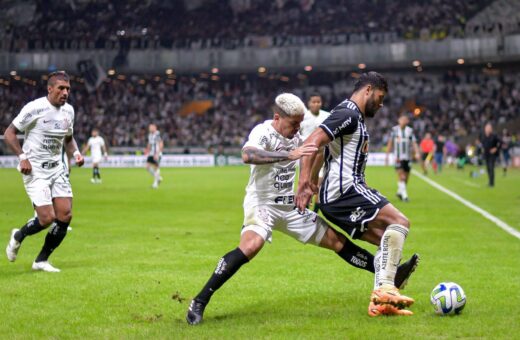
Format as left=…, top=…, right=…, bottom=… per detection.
left=385, top=115, right=420, bottom=202
left=297, top=72, right=419, bottom=316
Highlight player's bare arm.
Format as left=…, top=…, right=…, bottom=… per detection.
left=102, top=140, right=108, bottom=158
left=64, top=135, right=84, bottom=167
left=413, top=141, right=420, bottom=160
left=296, top=128, right=331, bottom=211
left=4, top=124, right=32, bottom=175
left=155, top=140, right=164, bottom=161
left=242, top=145, right=317, bottom=165
left=385, top=137, right=393, bottom=165
left=310, top=147, right=324, bottom=187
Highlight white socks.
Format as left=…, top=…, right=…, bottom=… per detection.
left=154, top=168, right=161, bottom=181
left=147, top=168, right=155, bottom=177
left=397, top=181, right=408, bottom=199
left=375, top=224, right=408, bottom=289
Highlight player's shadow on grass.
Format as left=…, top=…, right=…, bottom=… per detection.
left=175, top=292, right=364, bottom=325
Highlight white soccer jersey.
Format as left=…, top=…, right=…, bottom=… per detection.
left=319, top=99, right=370, bottom=204
left=242, top=120, right=302, bottom=209
left=12, top=96, right=74, bottom=176
left=148, top=131, right=162, bottom=156
left=87, top=136, right=105, bottom=160
left=390, top=125, right=416, bottom=161
left=299, top=109, right=331, bottom=140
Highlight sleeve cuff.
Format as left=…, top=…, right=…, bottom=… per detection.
left=319, top=124, right=334, bottom=141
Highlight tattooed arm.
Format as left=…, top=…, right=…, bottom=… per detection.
left=242, top=145, right=317, bottom=165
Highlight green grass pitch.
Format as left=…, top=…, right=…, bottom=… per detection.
left=0, top=165, right=519, bottom=339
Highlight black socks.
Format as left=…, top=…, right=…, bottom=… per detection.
left=15, top=218, right=46, bottom=243
left=195, top=247, right=249, bottom=304
left=35, top=220, right=69, bottom=263
left=93, top=166, right=101, bottom=179
left=336, top=238, right=375, bottom=273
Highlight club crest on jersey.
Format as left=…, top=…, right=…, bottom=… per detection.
left=349, top=207, right=366, bottom=222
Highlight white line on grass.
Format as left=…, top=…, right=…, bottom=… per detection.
left=411, top=169, right=520, bottom=240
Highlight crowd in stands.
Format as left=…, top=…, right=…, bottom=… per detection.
left=1, top=68, right=519, bottom=155
left=0, top=0, right=493, bottom=52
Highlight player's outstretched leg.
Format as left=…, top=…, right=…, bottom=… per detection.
left=371, top=224, right=414, bottom=311
left=32, top=220, right=70, bottom=272
left=6, top=217, right=46, bottom=262
left=186, top=247, right=250, bottom=325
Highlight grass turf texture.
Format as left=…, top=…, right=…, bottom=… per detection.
left=0, top=166, right=519, bottom=339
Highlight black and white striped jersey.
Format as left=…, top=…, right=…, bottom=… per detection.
left=390, top=125, right=416, bottom=161
left=318, top=99, right=371, bottom=204
left=148, top=131, right=162, bottom=156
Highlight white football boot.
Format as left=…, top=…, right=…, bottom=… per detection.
left=32, top=261, right=61, bottom=272
left=6, top=229, right=21, bottom=262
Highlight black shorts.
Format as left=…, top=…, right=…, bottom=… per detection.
left=421, top=153, right=429, bottom=161
left=395, top=160, right=411, bottom=172
left=146, top=155, right=161, bottom=166
left=319, top=184, right=389, bottom=239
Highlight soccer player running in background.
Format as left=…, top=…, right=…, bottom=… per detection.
left=297, top=72, right=418, bottom=316
left=4, top=71, right=84, bottom=272
left=186, top=93, right=418, bottom=325
left=299, top=93, right=330, bottom=212
left=145, top=123, right=163, bottom=189
left=385, top=115, right=420, bottom=202
left=419, top=132, right=434, bottom=174
left=81, top=129, right=108, bottom=183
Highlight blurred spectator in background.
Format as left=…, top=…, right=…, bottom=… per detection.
left=479, top=123, right=501, bottom=187
left=500, top=128, right=512, bottom=176
left=433, top=134, right=447, bottom=173
left=419, top=132, right=435, bottom=175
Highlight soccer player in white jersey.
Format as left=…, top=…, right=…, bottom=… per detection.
left=297, top=72, right=419, bottom=316
left=145, top=123, right=163, bottom=188
left=385, top=115, right=420, bottom=202
left=82, top=128, right=108, bottom=183
left=186, top=93, right=418, bottom=325
left=4, top=71, right=84, bottom=272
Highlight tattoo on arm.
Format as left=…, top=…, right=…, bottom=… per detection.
left=242, top=147, right=289, bottom=164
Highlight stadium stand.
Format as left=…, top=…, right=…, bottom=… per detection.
left=1, top=68, right=519, bottom=153
left=0, top=0, right=493, bottom=51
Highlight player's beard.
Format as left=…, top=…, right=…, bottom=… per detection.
left=364, top=95, right=379, bottom=118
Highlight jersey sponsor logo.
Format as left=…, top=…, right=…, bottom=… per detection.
left=349, top=207, right=366, bottom=222
left=332, top=116, right=352, bottom=136
left=274, top=195, right=294, bottom=204
left=273, top=168, right=293, bottom=190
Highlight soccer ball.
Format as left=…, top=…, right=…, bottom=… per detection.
left=430, top=282, right=466, bottom=315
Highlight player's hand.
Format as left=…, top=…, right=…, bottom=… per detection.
left=288, top=144, right=318, bottom=161
left=18, top=159, right=32, bottom=175
left=75, top=153, right=85, bottom=167
left=295, top=180, right=314, bottom=212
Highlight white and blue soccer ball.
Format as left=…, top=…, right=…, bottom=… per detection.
left=430, top=282, right=466, bottom=315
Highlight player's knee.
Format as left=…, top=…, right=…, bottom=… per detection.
left=38, top=211, right=55, bottom=226
left=239, top=240, right=263, bottom=260
left=57, top=210, right=72, bottom=223
left=394, top=215, right=410, bottom=229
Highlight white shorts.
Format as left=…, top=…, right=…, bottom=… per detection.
left=92, top=156, right=102, bottom=164
left=242, top=205, right=328, bottom=245
left=23, top=168, right=73, bottom=207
